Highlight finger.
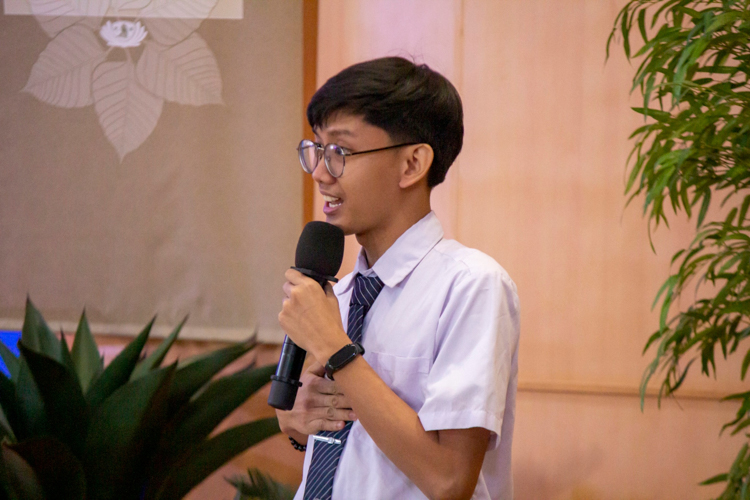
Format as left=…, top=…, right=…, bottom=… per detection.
left=307, top=362, right=325, bottom=377
left=311, top=376, right=340, bottom=395
left=285, top=268, right=316, bottom=286
left=319, top=394, right=353, bottom=409
left=316, top=419, right=346, bottom=432
left=325, top=407, right=357, bottom=421
left=308, top=404, right=355, bottom=422
left=282, top=281, right=293, bottom=298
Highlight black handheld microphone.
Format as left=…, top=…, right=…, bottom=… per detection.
left=268, top=221, right=345, bottom=410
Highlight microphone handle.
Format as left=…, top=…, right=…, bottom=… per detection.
left=267, top=269, right=332, bottom=410
left=268, top=336, right=306, bottom=410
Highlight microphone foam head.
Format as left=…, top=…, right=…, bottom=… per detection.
left=295, top=221, right=345, bottom=277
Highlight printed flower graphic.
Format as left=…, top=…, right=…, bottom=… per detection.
left=22, top=0, right=224, bottom=161
left=100, top=20, right=148, bottom=47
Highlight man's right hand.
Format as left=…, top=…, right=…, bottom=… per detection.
left=276, top=362, right=357, bottom=443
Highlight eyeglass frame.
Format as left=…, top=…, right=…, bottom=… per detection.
left=297, top=139, right=420, bottom=178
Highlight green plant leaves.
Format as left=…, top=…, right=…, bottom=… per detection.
left=0, top=342, right=19, bottom=381
left=0, top=443, right=45, bottom=500
left=162, top=364, right=276, bottom=460
left=145, top=363, right=276, bottom=496
left=167, top=341, right=255, bottom=412
left=21, top=298, right=61, bottom=363
left=0, top=301, right=274, bottom=500
left=18, top=345, right=89, bottom=458
left=152, top=417, right=281, bottom=500
left=0, top=405, right=16, bottom=444
left=70, top=311, right=103, bottom=393
left=13, top=358, right=48, bottom=441
left=84, top=364, right=176, bottom=500
left=85, top=317, right=154, bottom=408
left=611, top=1, right=750, bottom=496
left=229, top=468, right=295, bottom=500
left=130, top=316, right=187, bottom=381
left=8, top=438, right=86, bottom=500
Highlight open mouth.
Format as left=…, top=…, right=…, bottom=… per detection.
left=323, top=195, right=343, bottom=209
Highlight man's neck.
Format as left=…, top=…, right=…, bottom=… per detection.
left=358, top=205, right=431, bottom=268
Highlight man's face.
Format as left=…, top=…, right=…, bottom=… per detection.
left=312, top=114, right=404, bottom=239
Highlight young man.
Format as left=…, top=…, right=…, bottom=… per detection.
left=277, top=57, right=519, bottom=500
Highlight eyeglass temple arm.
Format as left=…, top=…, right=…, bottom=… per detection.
left=344, top=142, right=420, bottom=157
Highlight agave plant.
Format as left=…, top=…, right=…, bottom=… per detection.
left=228, top=468, right=295, bottom=500
left=0, top=298, right=279, bottom=500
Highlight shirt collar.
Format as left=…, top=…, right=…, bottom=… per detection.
left=338, top=212, right=444, bottom=293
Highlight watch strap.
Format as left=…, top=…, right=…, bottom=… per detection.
left=325, top=342, right=365, bottom=380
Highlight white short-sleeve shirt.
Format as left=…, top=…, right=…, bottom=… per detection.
left=294, top=212, right=520, bottom=500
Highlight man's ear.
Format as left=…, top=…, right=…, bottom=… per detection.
left=399, top=143, right=434, bottom=189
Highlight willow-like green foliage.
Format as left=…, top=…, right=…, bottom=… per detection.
left=609, top=1, right=750, bottom=497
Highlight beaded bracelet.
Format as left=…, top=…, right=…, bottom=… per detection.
left=289, top=435, right=307, bottom=452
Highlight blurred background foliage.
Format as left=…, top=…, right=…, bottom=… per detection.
left=609, top=0, right=750, bottom=497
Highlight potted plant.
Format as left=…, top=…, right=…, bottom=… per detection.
left=0, top=298, right=280, bottom=500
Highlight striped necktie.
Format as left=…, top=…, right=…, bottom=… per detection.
left=303, top=273, right=385, bottom=500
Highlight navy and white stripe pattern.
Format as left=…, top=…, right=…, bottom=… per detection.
left=303, top=273, right=385, bottom=500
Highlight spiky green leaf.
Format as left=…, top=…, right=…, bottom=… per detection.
left=1, top=443, right=46, bottom=500
left=0, top=404, right=16, bottom=443
left=8, top=437, right=86, bottom=500
left=160, top=364, right=276, bottom=461
left=0, top=342, right=19, bottom=382
left=18, top=345, right=89, bottom=459
left=229, top=468, right=295, bottom=500
left=130, top=316, right=188, bottom=381
left=21, top=298, right=60, bottom=363
left=84, top=363, right=176, bottom=500
left=152, top=417, right=280, bottom=500
left=167, top=341, right=255, bottom=412
left=70, top=311, right=102, bottom=393
left=13, top=357, right=48, bottom=441
left=86, top=317, right=154, bottom=408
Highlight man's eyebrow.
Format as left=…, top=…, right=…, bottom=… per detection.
left=324, top=129, right=355, bottom=138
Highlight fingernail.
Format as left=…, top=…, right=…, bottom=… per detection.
left=349, top=412, right=357, bottom=420
left=338, top=421, right=344, bottom=429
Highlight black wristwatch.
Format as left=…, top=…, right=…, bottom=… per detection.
left=325, top=342, right=365, bottom=380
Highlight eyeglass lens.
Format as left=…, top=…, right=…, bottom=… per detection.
left=297, top=140, right=345, bottom=177
left=298, top=140, right=320, bottom=174
left=323, top=144, right=345, bottom=177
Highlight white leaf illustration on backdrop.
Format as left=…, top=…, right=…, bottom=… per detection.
left=23, top=25, right=107, bottom=108
left=92, top=61, right=164, bottom=160
left=114, top=0, right=153, bottom=9
left=139, top=0, right=218, bottom=19
left=136, top=34, right=223, bottom=105
left=143, top=17, right=203, bottom=45
left=29, top=0, right=111, bottom=37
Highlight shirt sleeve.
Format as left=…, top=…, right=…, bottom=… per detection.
left=417, top=261, right=520, bottom=450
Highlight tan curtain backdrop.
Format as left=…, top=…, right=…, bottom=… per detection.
left=0, top=0, right=303, bottom=342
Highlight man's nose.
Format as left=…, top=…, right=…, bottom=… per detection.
left=312, top=158, right=335, bottom=185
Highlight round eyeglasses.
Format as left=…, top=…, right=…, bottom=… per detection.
left=297, top=139, right=419, bottom=178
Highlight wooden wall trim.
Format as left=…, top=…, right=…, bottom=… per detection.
left=302, top=0, right=318, bottom=224
left=518, top=381, right=723, bottom=401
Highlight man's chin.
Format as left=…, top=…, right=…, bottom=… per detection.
left=324, top=216, right=356, bottom=237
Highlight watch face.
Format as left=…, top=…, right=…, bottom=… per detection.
left=330, top=344, right=358, bottom=366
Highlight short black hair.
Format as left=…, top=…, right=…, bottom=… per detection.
left=307, top=57, right=463, bottom=187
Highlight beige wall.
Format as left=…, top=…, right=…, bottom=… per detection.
left=310, top=1, right=745, bottom=499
